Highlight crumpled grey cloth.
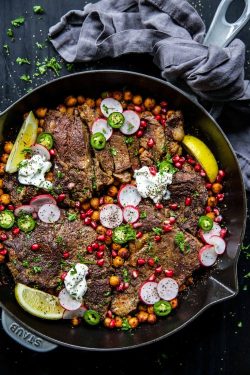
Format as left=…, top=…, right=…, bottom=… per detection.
left=49, top=0, right=250, bottom=189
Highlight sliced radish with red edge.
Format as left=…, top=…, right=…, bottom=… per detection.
left=123, top=205, right=139, bottom=224
left=157, top=278, right=179, bottom=301
left=100, top=98, right=123, bottom=117
left=118, top=184, right=141, bottom=207
left=100, top=204, right=123, bottom=229
left=38, top=203, right=61, bottom=223
left=14, top=205, right=35, bottom=217
left=30, top=194, right=57, bottom=211
left=120, top=110, right=140, bottom=135
left=139, top=281, right=160, bottom=305
left=92, top=119, right=113, bottom=140
left=31, top=144, right=50, bottom=161
left=206, top=235, right=226, bottom=255
left=58, top=288, right=82, bottom=311
left=199, top=245, right=218, bottom=267
left=199, top=222, right=222, bottom=244
left=62, top=305, right=86, bottom=319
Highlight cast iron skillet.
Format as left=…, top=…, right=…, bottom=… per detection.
left=0, top=70, right=247, bottom=351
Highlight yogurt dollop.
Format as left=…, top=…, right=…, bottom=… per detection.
left=134, top=166, right=172, bottom=203
left=18, top=154, right=52, bottom=190
left=64, top=263, right=88, bottom=301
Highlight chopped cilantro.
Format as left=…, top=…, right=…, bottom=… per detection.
left=76, top=254, right=95, bottom=265
left=35, top=57, right=62, bottom=77
left=121, top=318, right=131, bottom=331
left=33, top=5, right=44, bottom=14
left=122, top=268, right=130, bottom=283
left=110, top=147, right=117, bottom=156
left=3, top=44, right=10, bottom=55
left=16, top=57, right=30, bottom=65
left=152, top=227, right=163, bottom=235
left=56, top=235, right=64, bottom=244
left=66, top=63, right=74, bottom=72
left=175, top=231, right=190, bottom=254
left=140, top=211, right=147, bottom=219
left=56, top=170, right=64, bottom=179
left=103, top=291, right=112, bottom=297
left=35, top=41, right=44, bottom=49
left=7, top=28, right=14, bottom=38
left=21, top=147, right=32, bottom=154
left=16, top=185, right=24, bottom=194
left=22, top=260, right=29, bottom=268
left=32, top=266, right=42, bottom=273
left=20, top=74, right=32, bottom=83
left=92, top=177, right=97, bottom=190
left=33, top=256, right=42, bottom=263
left=153, top=256, right=159, bottom=263
left=56, top=280, right=64, bottom=290
left=67, top=212, right=77, bottom=222
left=11, top=17, right=25, bottom=27
left=193, top=191, right=200, bottom=197
left=70, top=265, right=77, bottom=275
left=125, top=136, right=134, bottom=145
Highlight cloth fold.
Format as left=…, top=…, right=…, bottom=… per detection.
left=49, top=0, right=250, bottom=189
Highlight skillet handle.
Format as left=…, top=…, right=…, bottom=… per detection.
left=204, top=0, right=250, bottom=47
left=1, top=310, right=57, bottom=352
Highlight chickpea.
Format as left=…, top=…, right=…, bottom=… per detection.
left=104, top=317, right=112, bottom=328
left=90, top=197, right=99, bottom=210
left=112, top=256, right=124, bottom=268
left=39, top=119, right=45, bottom=127
left=85, top=98, right=95, bottom=108
left=118, top=247, right=129, bottom=259
left=37, top=127, right=43, bottom=134
left=104, top=195, right=113, bottom=204
left=138, top=304, right=147, bottom=312
left=1, top=154, right=9, bottom=164
left=35, top=107, right=47, bottom=118
left=4, top=142, right=13, bottom=154
left=71, top=317, right=81, bottom=327
left=91, top=211, right=100, bottom=221
left=45, top=172, right=54, bottom=182
left=115, top=316, right=123, bottom=328
left=95, top=98, right=102, bottom=107
left=132, top=95, right=143, bottom=105
left=65, top=96, right=77, bottom=107
left=170, top=298, right=178, bottom=309
left=152, top=105, right=162, bottom=115
left=212, top=183, right=223, bottom=194
left=147, top=313, right=157, bottom=324
left=0, top=179, right=3, bottom=189
left=0, top=164, right=5, bottom=175
left=139, top=147, right=145, bottom=155
left=112, top=243, right=121, bottom=251
left=112, top=91, right=123, bottom=101
left=0, top=254, right=5, bottom=263
left=166, top=110, right=175, bottom=118
left=109, top=275, right=120, bottom=287
left=77, top=95, right=85, bottom=104
left=124, top=91, right=133, bottom=101
left=207, top=196, right=217, bottom=207
left=0, top=194, right=10, bottom=205
left=206, top=212, right=215, bottom=220
left=144, top=98, right=156, bottom=110
left=57, top=104, right=67, bottom=113
left=105, top=236, right=112, bottom=245
left=107, top=185, right=118, bottom=197
left=96, top=225, right=106, bottom=235
left=137, top=311, right=149, bottom=323
left=128, top=317, right=139, bottom=329
left=82, top=201, right=91, bottom=210
left=66, top=107, right=74, bottom=115
left=0, top=189, right=3, bottom=196
left=147, top=306, right=154, bottom=314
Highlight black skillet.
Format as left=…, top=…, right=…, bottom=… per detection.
left=0, top=70, right=247, bottom=350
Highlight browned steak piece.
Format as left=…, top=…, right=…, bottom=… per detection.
left=78, top=103, right=99, bottom=131
left=165, top=110, right=185, bottom=155
left=44, top=110, right=93, bottom=201
left=95, top=147, right=114, bottom=175
left=111, top=230, right=202, bottom=316
left=93, top=158, right=114, bottom=190
left=126, top=136, right=141, bottom=170
left=138, top=200, right=165, bottom=232
left=109, top=133, right=131, bottom=173
left=3, top=174, right=37, bottom=206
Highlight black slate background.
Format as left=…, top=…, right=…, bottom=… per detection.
left=0, top=1, right=249, bottom=374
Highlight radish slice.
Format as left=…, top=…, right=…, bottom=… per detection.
left=30, top=194, right=57, bottom=211
left=157, top=278, right=179, bottom=301
left=58, top=288, right=82, bottom=311
left=199, top=222, right=222, bottom=244
left=207, top=235, right=226, bottom=255
left=92, top=119, right=113, bottom=140
left=63, top=305, right=86, bottom=319
left=14, top=205, right=35, bottom=217
left=139, top=281, right=160, bottom=305
left=120, top=110, right=140, bottom=135
left=31, top=144, right=50, bottom=161
left=100, top=204, right=123, bottom=229
left=38, top=203, right=61, bottom=223
left=100, top=98, right=123, bottom=117
left=118, top=184, right=141, bottom=207
left=123, top=205, right=139, bottom=224
left=199, top=245, right=218, bottom=267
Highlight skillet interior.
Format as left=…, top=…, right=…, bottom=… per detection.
left=0, top=70, right=247, bottom=350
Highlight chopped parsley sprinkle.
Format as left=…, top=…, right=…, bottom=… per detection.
left=22, top=260, right=29, bottom=268
left=3, top=44, right=10, bottom=55
left=140, top=211, right=147, bottom=219
left=110, top=147, right=117, bottom=156
left=175, top=231, right=190, bottom=254
left=16, top=185, right=24, bottom=194
left=193, top=191, right=200, bottom=197
left=33, top=5, right=44, bottom=14
left=56, top=235, right=64, bottom=244
left=66, top=63, right=74, bottom=72
left=7, top=28, right=14, bottom=38
left=121, top=318, right=131, bottom=331
left=122, top=268, right=130, bottom=283
left=67, top=212, right=77, bottom=222
left=35, top=57, right=62, bottom=77
left=152, top=227, right=163, bottom=235
left=125, top=136, right=134, bottom=145
left=70, top=265, right=77, bottom=275
left=11, top=17, right=25, bottom=27
left=20, top=74, right=32, bottom=83
left=16, top=57, right=30, bottom=65
left=103, top=291, right=111, bottom=297
left=56, top=170, right=64, bottom=179
left=32, top=266, right=42, bottom=273
left=35, top=41, right=45, bottom=49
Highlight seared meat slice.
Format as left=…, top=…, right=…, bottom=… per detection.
left=140, top=112, right=165, bottom=163
left=95, top=147, right=114, bottom=176
left=109, top=133, right=131, bottom=173
left=126, top=136, right=141, bottom=170
left=165, top=110, right=185, bottom=155
left=93, top=158, right=114, bottom=190
left=113, top=171, right=132, bottom=184
left=3, top=174, right=37, bottom=206
left=78, top=103, right=99, bottom=131
left=44, top=110, right=93, bottom=201
left=138, top=200, right=165, bottom=232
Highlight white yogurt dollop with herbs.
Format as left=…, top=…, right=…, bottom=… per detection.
left=64, top=263, right=88, bottom=301
left=134, top=166, right=172, bottom=203
left=18, top=154, right=52, bottom=190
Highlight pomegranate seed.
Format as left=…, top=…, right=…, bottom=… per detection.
left=205, top=206, right=212, bottom=213
left=160, top=119, right=166, bottom=127
left=84, top=217, right=91, bottom=225
left=217, top=193, right=224, bottom=202
left=179, top=157, right=185, bottom=164
left=96, top=251, right=104, bottom=259
left=116, top=282, right=125, bottom=292
left=194, top=164, right=201, bottom=172
left=148, top=274, right=156, bottom=282
left=147, top=258, right=155, bottom=267
left=132, top=270, right=139, bottom=278
left=91, top=221, right=97, bottom=229
left=140, top=120, right=147, bottom=128
left=220, top=228, right=227, bottom=238
left=154, top=235, right=161, bottom=242
left=155, top=115, right=162, bottom=121
left=87, top=245, right=93, bottom=253
left=0, top=249, right=7, bottom=256
left=165, top=269, right=174, bottom=277
left=97, top=234, right=105, bottom=242
left=136, top=130, right=144, bottom=138
left=160, top=101, right=168, bottom=107
left=80, top=212, right=87, bottom=220
left=169, top=203, right=178, bottom=211
left=86, top=209, right=94, bottom=216
left=147, top=138, right=155, bottom=148
left=169, top=217, right=176, bottom=224
left=174, top=162, right=182, bottom=169
left=149, top=166, right=157, bottom=176
left=155, top=265, right=163, bottom=275
left=91, top=242, right=99, bottom=250
left=200, top=170, right=206, bottom=177
left=216, top=175, right=223, bottom=182
left=185, top=197, right=192, bottom=206
left=99, top=197, right=104, bottom=205
left=106, top=310, right=113, bottom=318
left=218, top=170, right=226, bottom=178
left=187, top=157, right=195, bottom=165
left=205, top=183, right=212, bottom=190
left=136, top=231, right=143, bottom=239
left=112, top=250, right=117, bottom=258
left=213, top=207, right=220, bottom=216
left=7, top=205, right=15, bottom=211
left=133, top=222, right=143, bottom=229
left=49, top=149, right=56, bottom=156
left=172, top=155, right=180, bottom=163
left=63, top=252, right=70, bottom=259
left=155, top=203, right=163, bottom=209
left=214, top=215, right=223, bottom=223
left=0, top=205, right=5, bottom=211
left=75, top=201, right=81, bottom=209
left=99, top=244, right=105, bottom=252
left=61, top=271, right=68, bottom=281
left=163, top=224, right=173, bottom=232
left=57, top=193, right=66, bottom=203
left=134, top=105, right=142, bottom=113
left=124, top=282, right=129, bottom=290
left=137, top=258, right=146, bottom=266
left=97, top=259, right=104, bottom=267
left=12, top=227, right=20, bottom=235
left=106, top=229, right=112, bottom=237
left=31, top=243, right=40, bottom=251
left=0, top=233, right=8, bottom=241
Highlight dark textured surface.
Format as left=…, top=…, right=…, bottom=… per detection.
left=0, top=0, right=249, bottom=374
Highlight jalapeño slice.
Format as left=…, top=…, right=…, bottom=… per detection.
left=107, top=112, right=125, bottom=129
left=37, top=133, right=54, bottom=150
left=83, top=309, right=100, bottom=326
left=153, top=300, right=172, bottom=317
left=17, top=214, right=36, bottom=233
left=198, top=215, right=213, bottom=232
left=90, top=132, right=106, bottom=150
left=0, top=210, right=15, bottom=229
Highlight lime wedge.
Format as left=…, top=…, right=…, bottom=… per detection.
left=5, top=111, right=38, bottom=173
left=182, top=135, right=218, bottom=183
left=15, top=283, right=64, bottom=320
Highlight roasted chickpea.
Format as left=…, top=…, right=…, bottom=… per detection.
left=0, top=189, right=3, bottom=196
left=0, top=164, right=5, bottom=175
left=0, top=180, right=3, bottom=189
left=144, top=98, right=156, bottom=110
left=132, top=95, right=143, bottom=105
left=115, top=316, right=123, bottom=328
left=37, top=127, right=43, bottom=134
left=112, top=243, right=121, bottom=251
left=85, top=98, right=95, bottom=108
left=35, top=107, right=47, bottom=118
left=124, top=91, right=133, bottom=101
left=207, top=196, right=217, bottom=207
left=170, top=298, right=178, bottom=309
left=104, top=195, right=113, bottom=204
left=118, top=247, right=129, bottom=259
left=128, top=317, right=139, bottom=329
left=112, top=91, right=123, bottom=101
left=0, top=194, right=11, bottom=205
left=96, top=225, right=106, bottom=235
left=147, top=313, right=157, bottom=324
left=45, top=172, right=54, bottom=182
left=152, top=105, right=162, bottom=115
left=66, top=107, right=74, bottom=115
left=206, top=212, right=215, bottom=220
left=147, top=306, right=154, bottom=314
left=57, top=104, right=67, bottom=113
left=212, top=183, right=223, bottom=194
left=166, top=110, right=175, bottom=118
left=137, top=311, right=149, bottom=323
left=77, top=95, right=85, bottom=104
left=82, top=201, right=91, bottom=210
left=95, top=98, right=102, bottom=107
left=4, top=142, right=13, bottom=154
left=65, top=96, right=77, bottom=107
left=0, top=254, right=5, bottom=263
left=39, top=119, right=45, bottom=127
left=107, top=186, right=118, bottom=197
left=91, top=211, right=100, bottom=221
left=71, top=317, right=81, bottom=327
left=104, top=317, right=112, bottom=328
left=1, top=154, right=8, bottom=164
left=109, top=275, right=120, bottom=287
left=139, top=147, right=145, bottom=154
left=90, top=197, right=99, bottom=210
left=105, top=236, right=112, bottom=245
left=112, top=256, right=124, bottom=268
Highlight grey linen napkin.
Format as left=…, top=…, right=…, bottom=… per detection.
left=49, top=0, right=250, bottom=190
